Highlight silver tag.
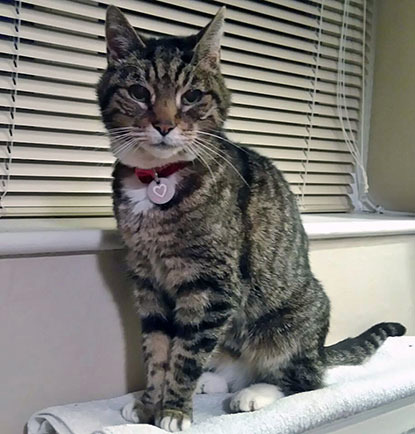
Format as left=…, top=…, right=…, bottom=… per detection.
left=147, top=178, right=175, bottom=204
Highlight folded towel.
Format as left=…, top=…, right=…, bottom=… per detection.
left=27, top=337, right=415, bottom=434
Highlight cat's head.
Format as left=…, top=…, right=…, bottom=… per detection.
left=97, top=6, right=230, bottom=169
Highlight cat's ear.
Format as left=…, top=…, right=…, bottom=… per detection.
left=193, top=7, right=225, bottom=70
left=105, top=5, right=145, bottom=64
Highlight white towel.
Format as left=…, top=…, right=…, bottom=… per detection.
left=27, top=336, right=415, bottom=434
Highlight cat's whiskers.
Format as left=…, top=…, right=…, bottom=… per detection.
left=111, top=136, right=144, bottom=159
left=114, top=139, right=138, bottom=153
left=192, top=137, right=249, bottom=187
left=193, top=137, right=231, bottom=160
left=193, top=138, right=233, bottom=172
left=109, top=133, right=148, bottom=142
left=196, top=130, right=249, bottom=154
left=110, top=134, right=140, bottom=148
left=109, top=129, right=147, bottom=145
left=191, top=143, right=225, bottom=181
left=107, top=126, right=142, bottom=132
left=112, top=144, right=136, bottom=159
left=184, top=142, right=216, bottom=183
left=106, top=127, right=148, bottom=143
left=191, top=139, right=226, bottom=169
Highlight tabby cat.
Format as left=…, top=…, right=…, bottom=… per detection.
left=97, top=6, right=405, bottom=432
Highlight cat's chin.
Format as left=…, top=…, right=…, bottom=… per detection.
left=117, top=146, right=195, bottom=169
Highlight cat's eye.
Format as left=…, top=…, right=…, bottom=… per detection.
left=129, top=85, right=150, bottom=103
left=182, top=89, right=203, bottom=105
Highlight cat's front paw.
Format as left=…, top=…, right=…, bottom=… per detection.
left=229, top=383, right=284, bottom=412
left=121, top=398, right=154, bottom=424
left=155, top=409, right=191, bottom=432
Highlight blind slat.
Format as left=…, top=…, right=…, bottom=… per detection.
left=290, top=184, right=352, bottom=195
left=0, top=128, right=109, bottom=148
left=1, top=206, right=113, bottom=216
left=3, top=195, right=112, bottom=206
left=6, top=179, right=111, bottom=193
left=0, top=145, right=114, bottom=164
left=0, top=93, right=359, bottom=131
left=253, top=147, right=353, bottom=164
left=3, top=161, right=352, bottom=178
left=284, top=173, right=353, bottom=184
left=1, top=144, right=353, bottom=165
left=4, top=162, right=111, bottom=178
left=5, top=177, right=351, bottom=194
left=298, top=195, right=351, bottom=212
left=274, top=161, right=353, bottom=174
left=230, top=133, right=350, bottom=152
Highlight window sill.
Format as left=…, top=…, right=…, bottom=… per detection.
left=303, top=213, right=415, bottom=240
left=0, top=217, right=121, bottom=257
left=0, top=214, right=415, bottom=257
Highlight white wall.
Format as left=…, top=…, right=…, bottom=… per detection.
left=0, top=251, right=144, bottom=434
left=368, top=0, right=415, bottom=212
left=310, top=235, right=415, bottom=344
left=1, top=235, right=414, bottom=433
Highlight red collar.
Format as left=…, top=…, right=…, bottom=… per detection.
left=134, top=161, right=190, bottom=184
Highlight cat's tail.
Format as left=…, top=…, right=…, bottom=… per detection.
left=324, top=322, right=406, bottom=366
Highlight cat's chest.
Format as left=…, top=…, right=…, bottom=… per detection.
left=116, top=172, right=188, bottom=253
left=116, top=173, right=206, bottom=287
left=115, top=170, right=231, bottom=287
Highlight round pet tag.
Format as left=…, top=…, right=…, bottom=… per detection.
left=147, top=177, right=175, bottom=204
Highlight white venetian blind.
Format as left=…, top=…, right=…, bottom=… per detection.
left=0, top=0, right=373, bottom=216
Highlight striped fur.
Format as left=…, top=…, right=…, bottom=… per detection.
left=97, top=6, right=406, bottom=432
left=325, top=322, right=406, bottom=366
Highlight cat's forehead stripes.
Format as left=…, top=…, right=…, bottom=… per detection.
left=113, top=46, right=193, bottom=93
left=149, top=49, right=191, bottom=88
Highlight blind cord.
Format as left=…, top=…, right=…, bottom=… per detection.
left=337, top=0, right=369, bottom=194
left=299, top=0, right=325, bottom=210
left=0, top=0, right=21, bottom=215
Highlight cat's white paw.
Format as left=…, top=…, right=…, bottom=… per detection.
left=121, top=400, right=140, bottom=423
left=156, top=411, right=191, bottom=432
left=195, top=372, right=229, bottom=394
left=230, top=383, right=284, bottom=412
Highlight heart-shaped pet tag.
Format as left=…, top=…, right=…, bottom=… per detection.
left=147, top=178, right=175, bottom=204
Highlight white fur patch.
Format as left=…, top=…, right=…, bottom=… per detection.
left=195, top=372, right=229, bottom=394
left=121, top=172, right=183, bottom=215
left=156, top=414, right=191, bottom=432
left=123, top=186, right=154, bottom=214
left=208, top=358, right=253, bottom=392
left=121, top=400, right=140, bottom=423
left=230, top=383, right=284, bottom=413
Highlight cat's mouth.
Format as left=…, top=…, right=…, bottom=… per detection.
left=153, top=141, right=176, bottom=148
left=141, top=141, right=190, bottom=161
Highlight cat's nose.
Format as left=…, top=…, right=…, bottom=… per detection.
left=153, top=121, right=175, bottom=136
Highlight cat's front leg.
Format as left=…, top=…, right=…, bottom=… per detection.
left=155, top=276, right=237, bottom=432
left=123, top=279, right=172, bottom=424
